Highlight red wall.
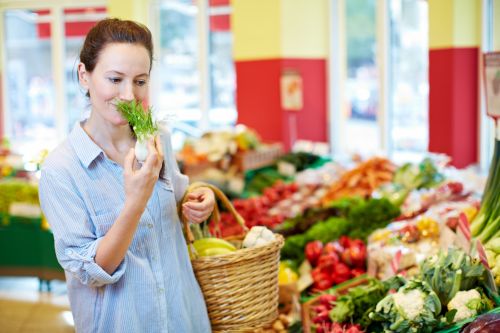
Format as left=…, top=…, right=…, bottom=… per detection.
left=235, top=58, right=327, bottom=150
left=429, top=47, right=479, bottom=168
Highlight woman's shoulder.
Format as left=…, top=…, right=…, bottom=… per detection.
left=40, top=139, right=79, bottom=176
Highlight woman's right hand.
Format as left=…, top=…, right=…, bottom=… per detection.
left=123, top=136, right=164, bottom=213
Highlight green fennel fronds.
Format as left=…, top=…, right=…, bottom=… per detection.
left=116, top=100, right=158, bottom=141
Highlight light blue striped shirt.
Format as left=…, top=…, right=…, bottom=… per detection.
left=39, top=122, right=211, bottom=333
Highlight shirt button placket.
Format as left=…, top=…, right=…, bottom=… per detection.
left=151, top=238, right=168, bottom=331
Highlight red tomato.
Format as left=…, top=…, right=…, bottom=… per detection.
left=305, top=240, right=324, bottom=266
left=318, top=252, right=340, bottom=273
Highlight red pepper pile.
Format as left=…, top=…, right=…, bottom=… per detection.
left=312, top=294, right=365, bottom=333
left=212, top=181, right=298, bottom=237
left=306, top=236, right=367, bottom=291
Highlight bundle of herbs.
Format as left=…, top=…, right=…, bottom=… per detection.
left=116, top=100, right=159, bottom=162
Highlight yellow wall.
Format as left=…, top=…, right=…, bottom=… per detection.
left=108, top=0, right=150, bottom=25
left=232, top=0, right=282, bottom=60
left=281, top=0, right=329, bottom=58
left=495, top=0, right=500, bottom=51
left=232, top=0, right=328, bottom=61
left=429, top=0, right=480, bottom=49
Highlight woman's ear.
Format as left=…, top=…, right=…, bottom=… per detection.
left=77, top=63, right=89, bottom=89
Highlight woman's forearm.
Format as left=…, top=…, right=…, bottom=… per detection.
left=94, top=201, right=145, bottom=274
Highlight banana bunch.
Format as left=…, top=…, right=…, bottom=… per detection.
left=191, top=237, right=237, bottom=258
left=485, top=238, right=500, bottom=286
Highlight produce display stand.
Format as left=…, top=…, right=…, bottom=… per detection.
left=0, top=214, right=64, bottom=289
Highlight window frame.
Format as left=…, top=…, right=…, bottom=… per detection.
left=480, top=0, right=496, bottom=172
left=149, top=0, right=234, bottom=138
left=0, top=0, right=107, bottom=150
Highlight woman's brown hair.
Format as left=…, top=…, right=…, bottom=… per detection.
left=79, top=18, right=153, bottom=74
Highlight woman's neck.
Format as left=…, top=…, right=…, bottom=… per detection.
left=83, top=112, right=135, bottom=158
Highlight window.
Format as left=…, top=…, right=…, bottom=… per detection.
left=343, top=0, right=380, bottom=156
left=3, top=9, right=57, bottom=157
left=0, top=2, right=107, bottom=159
left=388, top=0, right=429, bottom=162
left=64, top=7, right=107, bottom=132
left=330, top=0, right=429, bottom=161
left=480, top=0, right=498, bottom=171
left=153, top=0, right=236, bottom=150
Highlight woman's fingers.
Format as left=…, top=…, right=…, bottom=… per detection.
left=142, top=138, right=159, bottom=171
left=183, top=206, right=211, bottom=222
left=124, top=148, right=136, bottom=174
left=183, top=199, right=210, bottom=212
left=182, top=187, right=215, bottom=223
left=183, top=208, right=209, bottom=222
left=155, top=135, right=164, bottom=162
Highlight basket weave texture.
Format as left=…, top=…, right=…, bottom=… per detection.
left=180, top=182, right=284, bottom=332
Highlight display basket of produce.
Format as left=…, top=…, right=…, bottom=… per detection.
left=234, top=143, right=284, bottom=172
left=181, top=159, right=219, bottom=177
left=179, top=182, right=284, bottom=332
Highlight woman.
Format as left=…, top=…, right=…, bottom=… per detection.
left=39, top=18, right=213, bottom=333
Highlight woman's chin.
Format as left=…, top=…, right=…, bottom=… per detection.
left=117, top=119, right=130, bottom=127
left=111, top=116, right=129, bottom=127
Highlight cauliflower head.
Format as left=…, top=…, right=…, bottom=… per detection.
left=447, top=289, right=493, bottom=323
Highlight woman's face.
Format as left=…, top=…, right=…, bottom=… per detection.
left=78, top=43, right=151, bottom=126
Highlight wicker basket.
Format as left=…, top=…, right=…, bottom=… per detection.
left=180, top=182, right=285, bottom=332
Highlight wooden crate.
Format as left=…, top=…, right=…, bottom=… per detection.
left=234, top=143, right=284, bottom=172
left=181, top=160, right=218, bottom=177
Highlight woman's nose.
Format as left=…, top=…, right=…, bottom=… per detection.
left=120, top=82, right=135, bottom=101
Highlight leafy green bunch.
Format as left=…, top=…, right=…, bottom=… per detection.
left=116, top=100, right=158, bottom=141
left=329, top=276, right=406, bottom=330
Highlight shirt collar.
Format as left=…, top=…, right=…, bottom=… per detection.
left=69, top=121, right=104, bottom=168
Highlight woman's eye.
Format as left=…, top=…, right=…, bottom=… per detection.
left=135, top=80, right=147, bottom=86
left=108, top=77, right=121, bottom=84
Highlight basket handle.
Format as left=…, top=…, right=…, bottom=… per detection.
left=178, top=181, right=248, bottom=246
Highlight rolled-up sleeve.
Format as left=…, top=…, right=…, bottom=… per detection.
left=160, top=126, right=189, bottom=202
left=39, top=168, right=126, bottom=287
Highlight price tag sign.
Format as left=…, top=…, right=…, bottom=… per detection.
left=483, top=52, right=500, bottom=119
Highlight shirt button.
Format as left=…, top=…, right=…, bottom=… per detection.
left=158, top=288, right=164, bottom=293
left=147, top=223, right=153, bottom=229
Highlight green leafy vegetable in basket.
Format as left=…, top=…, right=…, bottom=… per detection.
left=369, top=279, right=442, bottom=333
left=116, top=100, right=158, bottom=162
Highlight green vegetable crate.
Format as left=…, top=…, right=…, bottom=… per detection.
left=435, top=306, right=500, bottom=333
left=301, top=274, right=499, bottom=333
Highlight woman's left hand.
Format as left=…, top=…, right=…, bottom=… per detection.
left=182, top=187, right=215, bottom=224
